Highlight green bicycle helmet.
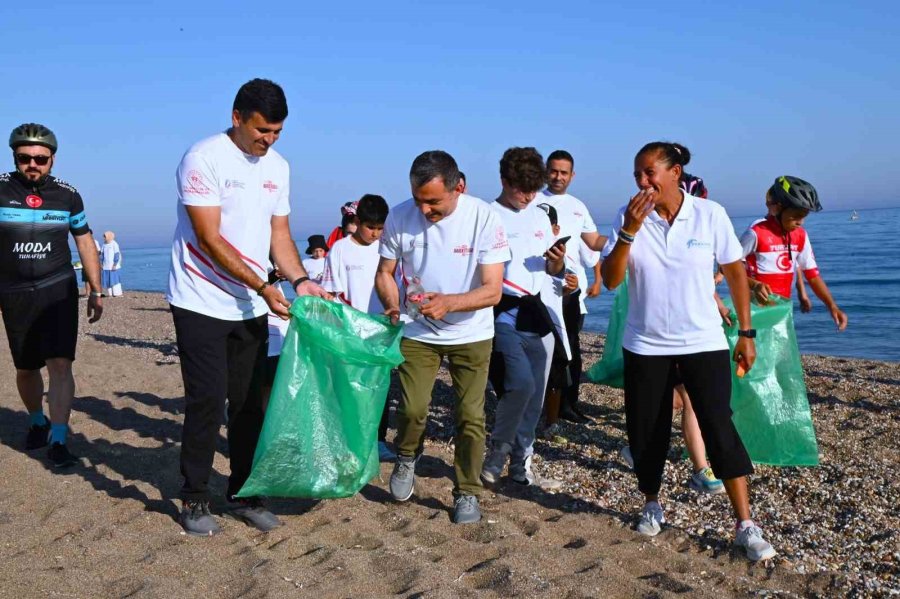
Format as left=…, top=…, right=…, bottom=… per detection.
left=9, top=123, right=58, bottom=153
left=768, top=175, right=822, bottom=212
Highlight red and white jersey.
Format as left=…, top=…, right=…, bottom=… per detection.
left=740, top=216, right=819, bottom=299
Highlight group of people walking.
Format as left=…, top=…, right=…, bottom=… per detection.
left=1, top=77, right=848, bottom=563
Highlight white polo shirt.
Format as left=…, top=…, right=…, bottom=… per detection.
left=539, top=190, right=598, bottom=314
left=167, top=132, right=290, bottom=321
left=379, top=194, right=511, bottom=345
left=602, top=193, right=743, bottom=355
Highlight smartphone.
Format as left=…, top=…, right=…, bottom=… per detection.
left=551, top=235, right=572, bottom=249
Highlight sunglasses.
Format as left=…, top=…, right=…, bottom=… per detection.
left=15, top=153, right=52, bottom=166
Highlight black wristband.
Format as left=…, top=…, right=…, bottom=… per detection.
left=292, top=276, right=310, bottom=289
left=737, top=329, right=757, bottom=338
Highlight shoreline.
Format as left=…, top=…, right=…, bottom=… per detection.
left=0, top=291, right=897, bottom=596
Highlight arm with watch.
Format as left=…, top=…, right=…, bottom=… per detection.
left=269, top=215, right=331, bottom=306
left=720, top=260, right=757, bottom=373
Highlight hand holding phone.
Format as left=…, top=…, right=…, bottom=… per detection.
left=552, top=235, right=572, bottom=249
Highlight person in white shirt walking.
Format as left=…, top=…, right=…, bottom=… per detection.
left=600, top=141, right=776, bottom=561
left=539, top=151, right=607, bottom=423
left=167, top=78, right=328, bottom=536
left=376, top=150, right=511, bottom=524
left=481, top=147, right=566, bottom=491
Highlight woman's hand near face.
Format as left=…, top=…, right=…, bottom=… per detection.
left=623, top=189, right=656, bottom=234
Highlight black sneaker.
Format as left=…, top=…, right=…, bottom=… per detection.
left=180, top=500, right=221, bottom=536
left=47, top=442, right=78, bottom=468
left=25, top=422, right=51, bottom=450
left=226, top=497, right=282, bottom=532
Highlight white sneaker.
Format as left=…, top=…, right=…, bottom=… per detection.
left=735, top=523, right=777, bottom=561
left=510, top=455, right=563, bottom=490
left=636, top=502, right=665, bottom=536
left=620, top=445, right=634, bottom=470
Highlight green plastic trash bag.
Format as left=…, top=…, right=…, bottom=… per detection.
left=237, top=296, right=404, bottom=499
left=723, top=296, right=819, bottom=466
left=586, top=275, right=628, bottom=388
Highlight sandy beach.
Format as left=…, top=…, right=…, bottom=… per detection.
left=0, top=291, right=896, bottom=598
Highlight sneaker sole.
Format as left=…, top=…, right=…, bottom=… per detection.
left=225, top=511, right=282, bottom=532
left=181, top=525, right=221, bottom=537
left=744, top=545, right=778, bottom=561
left=636, top=523, right=663, bottom=537
left=390, top=478, right=415, bottom=502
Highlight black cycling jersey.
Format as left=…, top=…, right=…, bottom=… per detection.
left=0, top=171, right=91, bottom=292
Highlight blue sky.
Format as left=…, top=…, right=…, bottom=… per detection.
left=2, top=1, right=898, bottom=247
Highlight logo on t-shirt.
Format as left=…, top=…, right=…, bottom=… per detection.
left=25, top=194, right=42, bottom=208
left=453, top=244, right=474, bottom=256
left=225, top=179, right=246, bottom=189
left=184, top=170, right=210, bottom=195
left=263, top=180, right=279, bottom=193
left=776, top=252, right=793, bottom=271
left=686, top=238, right=711, bottom=250
left=534, top=230, right=545, bottom=240
left=492, top=226, right=509, bottom=250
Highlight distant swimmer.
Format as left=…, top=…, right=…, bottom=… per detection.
left=0, top=123, right=104, bottom=468
left=167, top=78, right=329, bottom=537
left=601, top=141, right=777, bottom=561
left=740, top=176, right=848, bottom=331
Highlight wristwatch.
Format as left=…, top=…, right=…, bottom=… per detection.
left=737, top=329, right=757, bottom=338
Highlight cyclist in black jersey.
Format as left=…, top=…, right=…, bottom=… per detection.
left=0, top=123, right=103, bottom=468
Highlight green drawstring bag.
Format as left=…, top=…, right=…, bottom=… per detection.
left=586, top=275, right=628, bottom=389
left=237, top=296, right=404, bottom=499
left=722, top=296, right=819, bottom=466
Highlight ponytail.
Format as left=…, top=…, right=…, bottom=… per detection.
left=636, top=141, right=691, bottom=169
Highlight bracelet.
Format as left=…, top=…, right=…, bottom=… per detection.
left=90, top=291, right=102, bottom=298
left=292, top=276, right=309, bottom=289
left=618, top=229, right=636, bottom=244
left=255, top=281, right=270, bottom=296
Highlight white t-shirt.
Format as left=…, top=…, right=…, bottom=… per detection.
left=167, top=132, right=290, bottom=321
left=379, top=194, right=511, bottom=345
left=490, top=200, right=555, bottom=329
left=322, top=235, right=383, bottom=314
left=539, top=190, right=598, bottom=314
left=601, top=193, right=743, bottom=355
left=301, top=257, right=326, bottom=283
left=267, top=282, right=290, bottom=357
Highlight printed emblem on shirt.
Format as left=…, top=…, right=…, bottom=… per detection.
left=224, top=179, right=246, bottom=189
left=263, top=180, right=279, bottom=192
left=25, top=195, right=42, bottom=208
left=534, top=230, right=545, bottom=240
left=776, top=252, right=792, bottom=271
left=453, top=244, right=474, bottom=256
left=686, top=238, right=711, bottom=250
left=492, top=226, right=509, bottom=250
left=184, top=170, right=210, bottom=195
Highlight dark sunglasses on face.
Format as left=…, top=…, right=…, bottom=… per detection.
left=15, top=153, right=51, bottom=166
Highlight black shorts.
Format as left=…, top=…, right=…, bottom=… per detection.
left=264, top=355, right=280, bottom=387
left=0, top=276, right=79, bottom=370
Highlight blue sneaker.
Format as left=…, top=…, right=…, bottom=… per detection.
left=688, top=467, right=725, bottom=494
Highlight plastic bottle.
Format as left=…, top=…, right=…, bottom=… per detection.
left=406, top=276, right=427, bottom=319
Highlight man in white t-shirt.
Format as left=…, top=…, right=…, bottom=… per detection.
left=322, top=193, right=396, bottom=462
left=481, top=147, right=566, bottom=491
left=539, top=150, right=607, bottom=423
left=375, top=151, right=511, bottom=525
left=167, top=78, right=328, bottom=537
left=301, top=234, right=328, bottom=283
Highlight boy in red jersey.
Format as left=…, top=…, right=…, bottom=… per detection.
left=739, top=176, right=848, bottom=330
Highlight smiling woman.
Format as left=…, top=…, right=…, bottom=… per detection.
left=598, top=140, right=777, bottom=561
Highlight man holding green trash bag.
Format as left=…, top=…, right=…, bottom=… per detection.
left=376, top=150, right=511, bottom=524
left=167, top=79, right=329, bottom=536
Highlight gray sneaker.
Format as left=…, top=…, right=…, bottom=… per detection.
left=390, top=456, right=417, bottom=501
left=636, top=502, right=665, bottom=536
left=735, top=524, right=777, bottom=561
left=480, top=441, right=511, bottom=485
left=226, top=497, right=282, bottom=532
left=452, top=495, right=481, bottom=524
left=509, top=455, right=563, bottom=490
left=180, top=500, right=221, bottom=536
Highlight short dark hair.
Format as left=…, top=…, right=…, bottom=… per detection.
left=356, top=194, right=389, bottom=224
left=636, top=141, right=691, bottom=169
left=233, top=78, right=288, bottom=123
left=410, top=150, right=461, bottom=191
left=546, top=150, right=574, bottom=168
left=499, top=147, right=546, bottom=194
